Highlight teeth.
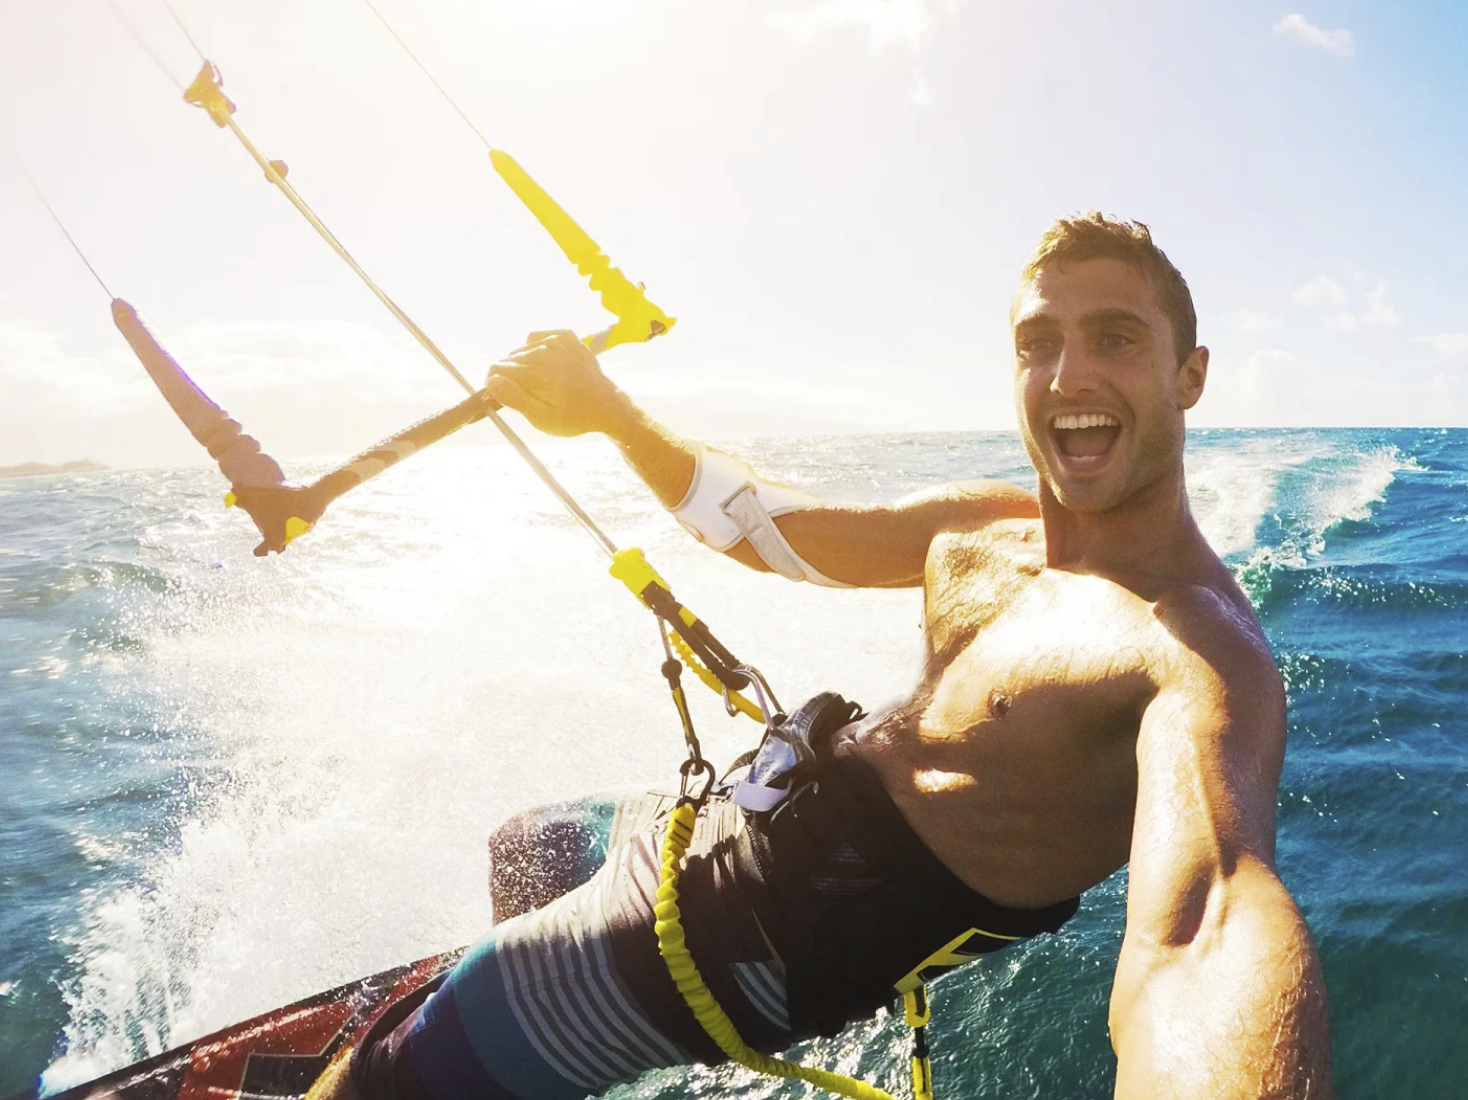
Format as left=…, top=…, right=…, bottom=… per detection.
left=1051, top=413, right=1120, bottom=430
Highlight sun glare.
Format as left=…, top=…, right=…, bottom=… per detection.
left=471, top=0, right=647, bottom=47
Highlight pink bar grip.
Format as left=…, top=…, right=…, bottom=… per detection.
left=111, top=299, right=285, bottom=490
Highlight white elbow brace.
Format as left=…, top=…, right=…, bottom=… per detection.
left=670, top=444, right=854, bottom=587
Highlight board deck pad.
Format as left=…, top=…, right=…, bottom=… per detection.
left=11, top=949, right=465, bottom=1100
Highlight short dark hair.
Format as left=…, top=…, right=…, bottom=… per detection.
left=1020, top=213, right=1197, bottom=363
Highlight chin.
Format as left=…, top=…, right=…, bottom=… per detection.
left=1044, top=481, right=1121, bottom=514
left=1039, top=463, right=1131, bottom=514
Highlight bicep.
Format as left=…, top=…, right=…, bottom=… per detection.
left=725, top=479, right=1036, bottom=588
left=1122, top=676, right=1282, bottom=945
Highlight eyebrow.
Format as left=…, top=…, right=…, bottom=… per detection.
left=1012, top=306, right=1153, bottom=332
left=1082, top=307, right=1151, bottom=329
left=1012, top=313, right=1058, bottom=333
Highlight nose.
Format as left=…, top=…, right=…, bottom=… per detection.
left=1049, top=343, right=1100, bottom=398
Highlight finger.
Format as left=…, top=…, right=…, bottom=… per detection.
left=487, top=358, right=541, bottom=377
left=497, top=334, right=572, bottom=366
left=482, top=371, right=549, bottom=416
left=525, top=328, right=578, bottom=344
left=498, top=339, right=551, bottom=362
left=497, top=345, right=554, bottom=367
left=487, top=359, right=555, bottom=401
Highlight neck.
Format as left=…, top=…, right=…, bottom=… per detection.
left=1039, top=467, right=1205, bottom=581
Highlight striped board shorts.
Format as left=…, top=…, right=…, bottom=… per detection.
left=350, top=791, right=795, bottom=1100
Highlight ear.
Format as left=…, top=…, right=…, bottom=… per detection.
left=1177, top=346, right=1209, bottom=410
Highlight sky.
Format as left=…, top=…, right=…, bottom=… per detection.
left=0, top=0, right=1465, bottom=468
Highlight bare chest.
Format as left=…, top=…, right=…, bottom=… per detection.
left=844, top=526, right=1163, bottom=903
left=917, top=525, right=1159, bottom=752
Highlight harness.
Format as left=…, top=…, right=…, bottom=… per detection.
left=658, top=694, right=1078, bottom=1100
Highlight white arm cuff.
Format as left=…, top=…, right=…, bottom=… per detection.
left=671, top=445, right=854, bottom=588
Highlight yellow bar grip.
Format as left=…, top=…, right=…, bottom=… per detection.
left=222, top=494, right=311, bottom=549
left=609, top=549, right=710, bottom=652
left=489, top=149, right=675, bottom=351
left=910, top=1056, right=934, bottom=1100
left=609, top=547, right=671, bottom=605
left=283, top=516, right=312, bottom=546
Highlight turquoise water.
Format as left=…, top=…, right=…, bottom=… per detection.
left=1, top=429, right=1464, bottom=1098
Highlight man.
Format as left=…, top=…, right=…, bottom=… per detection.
left=315, top=214, right=1333, bottom=1099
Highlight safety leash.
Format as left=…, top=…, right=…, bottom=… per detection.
left=655, top=796, right=935, bottom=1100
left=644, top=667, right=934, bottom=1100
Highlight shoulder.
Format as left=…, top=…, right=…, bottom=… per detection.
left=1153, top=581, right=1277, bottom=685
left=1143, top=581, right=1285, bottom=757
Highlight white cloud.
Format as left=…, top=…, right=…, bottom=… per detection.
left=0, top=317, right=165, bottom=466
left=1237, top=309, right=1275, bottom=332
left=1292, top=274, right=1347, bottom=309
left=768, top=1, right=961, bottom=107
left=0, top=315, right=457, bottom=468
left=769, top=0, right=964, bottom=53
left=1362, top=282, right=1401, bottom=328
left=1418, top=333, right=1468, bottom=358
left=905, top=71, right=934, bottom=107
left=1291, top=275, right=1401, bottom=330
left=1193, top=348, right=1300, bottom=428
left=1246, top=348, right=1300, bottom=374
left=0, top=318, right=145, bottom=418
left=163, top=318, right=429, bottom=396
left=1273, top=13, right=1355, bottom=58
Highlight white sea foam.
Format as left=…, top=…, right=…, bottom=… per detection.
left=1186, top=439, right=1307, bottom=560
left=41, top=445, right=923, bottom=1089
left=1218, top=439, right=1421, bottom=607
left=1306, top=445, right=1422, bottom=555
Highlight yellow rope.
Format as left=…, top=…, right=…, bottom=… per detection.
left=665, top=629, right=764, bottom=722
left=654, top=802, right=898, bottom=1100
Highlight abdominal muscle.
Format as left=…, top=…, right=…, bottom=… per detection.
left=833, top=655, right=1146, bottom=910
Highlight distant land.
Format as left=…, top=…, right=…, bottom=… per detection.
left=0, top=460, right=110, bottom=481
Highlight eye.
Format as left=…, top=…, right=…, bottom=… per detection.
left=1016, top=335, right=1058, bottom=358
left=1097, top=331, right=1135, bottom=352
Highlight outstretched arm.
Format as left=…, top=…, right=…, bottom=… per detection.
left=485, top=331, right=1035, bottom=587
left=1110, top=599, right=1332, bottom=1099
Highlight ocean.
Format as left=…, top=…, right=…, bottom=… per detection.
left=0, top=428, right=1464, bottom=1098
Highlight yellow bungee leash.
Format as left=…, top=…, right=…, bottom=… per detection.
left=656, top=799, right=935, bottom=1100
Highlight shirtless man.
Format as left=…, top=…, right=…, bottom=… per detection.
left=318, top=214, right=1333, bottom=1100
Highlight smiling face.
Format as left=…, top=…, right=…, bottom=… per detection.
left=1012, top=256, right=1208, bottom=514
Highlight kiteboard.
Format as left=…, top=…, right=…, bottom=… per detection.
left=10, top=948, right=464, bottom=1100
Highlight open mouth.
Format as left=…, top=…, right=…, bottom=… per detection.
left=1050, top=412, right=1121, bottom=463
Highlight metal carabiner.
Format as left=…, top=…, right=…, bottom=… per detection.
left=678, top=756, right=717, bottom=807
left=727, top=664, right=782, bottom=725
